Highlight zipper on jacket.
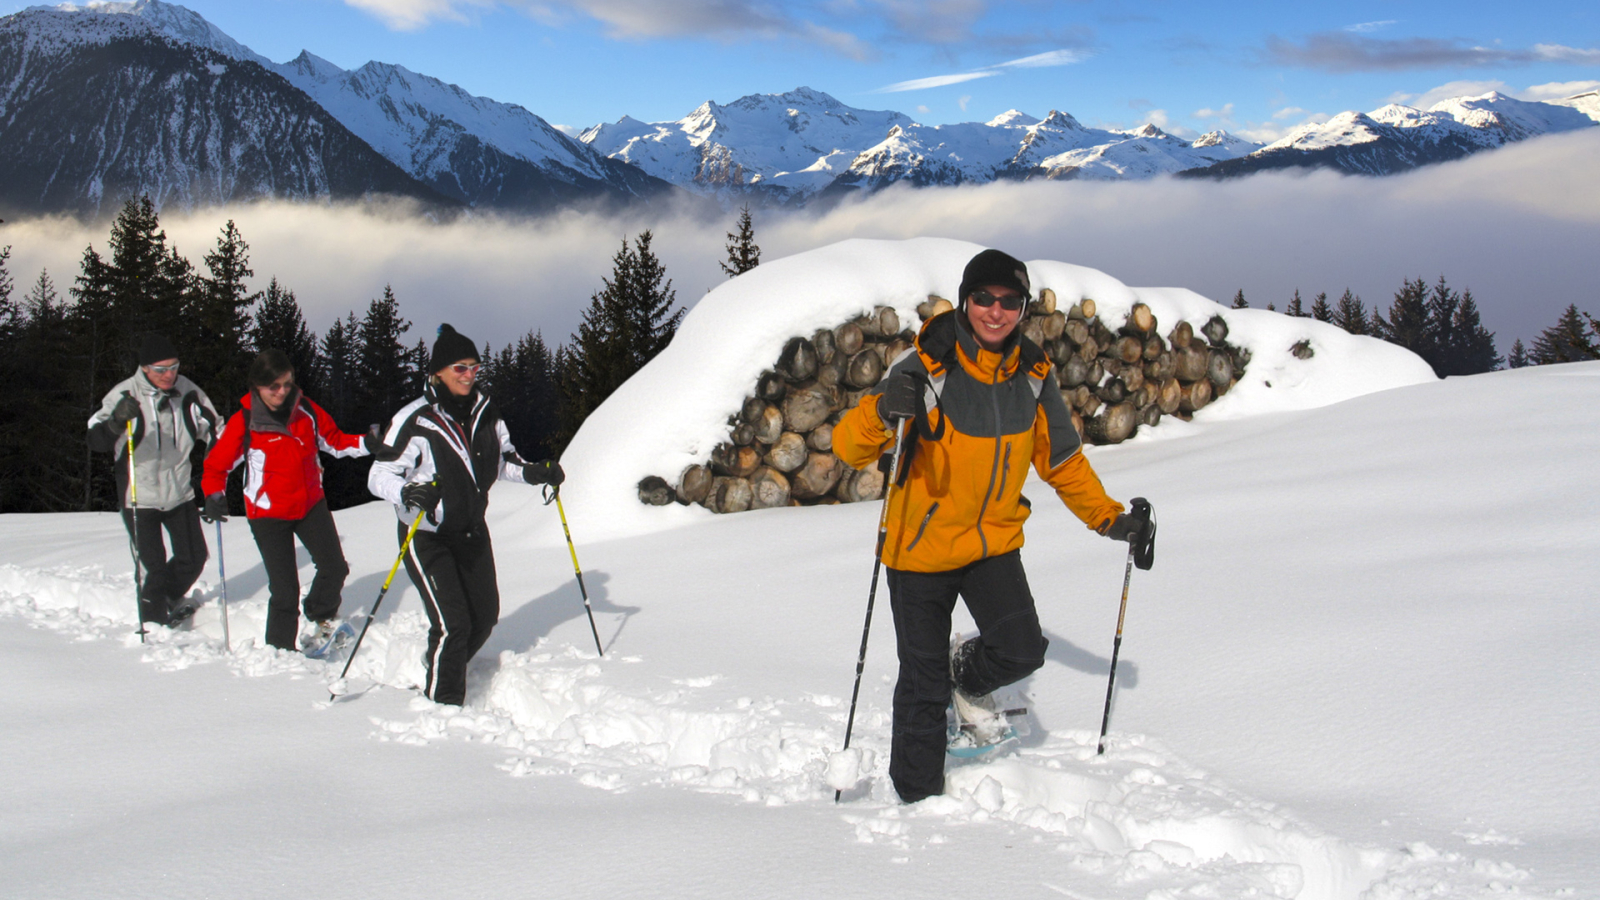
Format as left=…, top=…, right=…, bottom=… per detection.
left=995, top=441, right=1013, bottom=502
left=906, top=501, right=940, bottom=551
left=973, top=363, right=1005, bottom=558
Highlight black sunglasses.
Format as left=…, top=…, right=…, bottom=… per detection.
left=969, top=289, right=1026, bottom=311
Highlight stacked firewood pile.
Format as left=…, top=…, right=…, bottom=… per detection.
left=637, top=293, right=1248, bottom=512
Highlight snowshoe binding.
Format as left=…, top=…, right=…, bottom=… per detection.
left=302, top=620, right=355, bottom=660
left=948, top=635, right=1027, bottom=757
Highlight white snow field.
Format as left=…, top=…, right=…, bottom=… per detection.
left=4, top=241, right=1598, bottom=899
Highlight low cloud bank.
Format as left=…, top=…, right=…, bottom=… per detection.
left=5, top=128, right=1596, bottom=352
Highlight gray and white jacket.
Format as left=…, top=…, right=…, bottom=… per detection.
left=88, top=370, right=219, bottom=511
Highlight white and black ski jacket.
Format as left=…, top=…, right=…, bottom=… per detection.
left=368, top=384, right=534, bottom=536
left=87, top=370, right=219, bottom=511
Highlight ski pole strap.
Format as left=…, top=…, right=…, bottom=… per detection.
left=1128, top=497, right=1157, bottom=571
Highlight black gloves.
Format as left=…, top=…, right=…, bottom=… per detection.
left=111, top=393, right=141, bottom=431
left=1104, top=514, right=1143, bottom=542
left=523, top=459, right=565, bottom=486
left=200, top=492, right=229, bottom=523
left=1102, top=498, right=1156, bottom=570
left=364, top=425, right=404, bottom=462
left=401, top=481, right=441, bottom=520
left=875, top=372, right=920, bottom=425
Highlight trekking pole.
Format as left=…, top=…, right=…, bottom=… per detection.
left=544, top=484, right=604, bottom=657
left=125, top=419, right=147, bottom=643
left=835, top=417, right=910, bottom=803
left=214, top=520, right=231, bottom=653
left=1097, top=497, right=1154, bottom=756
left=330, top=507, right=427, bottom=702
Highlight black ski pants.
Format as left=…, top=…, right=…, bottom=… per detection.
left=402, top=524, right=500, bottom=707
left=121, top=500, right=208, bottom=625
left=885, top=550, right=1048, bottom=803
left=249, top=500, right=349, bottom=651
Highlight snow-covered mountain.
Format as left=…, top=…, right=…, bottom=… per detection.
left=1186, top=91, right=1598, bottom=179
left=0, top=0, right=674, bottom=215
left=0, top=4, right=444, bottom=216
left=581, top=91, right=1261, bottom=204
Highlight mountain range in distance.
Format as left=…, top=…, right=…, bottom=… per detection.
left=2, top=0, right=1597, bottom=218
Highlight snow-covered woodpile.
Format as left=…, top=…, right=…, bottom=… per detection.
left=637, top=293, right=1249, bottom=511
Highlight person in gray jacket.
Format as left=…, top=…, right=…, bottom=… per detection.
left=87, top=334, right=220, bottom=627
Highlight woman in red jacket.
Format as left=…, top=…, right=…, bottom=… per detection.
left=202, top=350, right=388, bottom=653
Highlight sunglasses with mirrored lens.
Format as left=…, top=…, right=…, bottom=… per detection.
left=145, top=362, right=181, bottom=374
left=969, top=289, right=1025, bottom=311
left=449, top=363, right=483, bottom=376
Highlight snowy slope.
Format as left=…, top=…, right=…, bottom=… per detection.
left=551, top=238, right=1436, bottom=544
left=4, top=353, right=1596, bottom=897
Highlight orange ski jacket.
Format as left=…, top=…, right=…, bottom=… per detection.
left=833, top=311, right=1123, bottom=573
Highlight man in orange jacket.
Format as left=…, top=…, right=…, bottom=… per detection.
left=833, top=248, right=1146, bottom=803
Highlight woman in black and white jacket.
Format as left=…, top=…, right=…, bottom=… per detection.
left=368, top=324, right=564, bottom=706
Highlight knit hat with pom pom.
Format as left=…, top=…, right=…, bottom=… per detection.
left=428, top=323, right=479, bottom=373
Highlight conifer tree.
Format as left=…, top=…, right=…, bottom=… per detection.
left=1310, top=291, right=1333, bottom=322
left=1438, top=288, right=1500, bottom=375
left=1529, top=305, right=1599, bottom=363
left=189, top=220, right=259, bottom=414
left=10, top=270, right=90, bottom=511
left=1507, top=339, right=1530, bottom=368
left=1332, top=289, right=1368, bottom=335
left=252, top=278, right=322, bottom=397
left=1231, top=289, right=1248, bottom=309
left=483, top=331, right=559, bottom=458
left=721, top=204, right=761, bottom=277
left=1379, top=277, right=1430, bottom=355
left=1285, top=290, right=1305, bottom=317
left=355, top=286, right=413, bottom=429
left=558, top=231, right=684, bottom=450
left=319, top=313, right=360, bottom=428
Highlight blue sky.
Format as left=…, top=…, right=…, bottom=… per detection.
left=17, top=0, right=1598, bottom=140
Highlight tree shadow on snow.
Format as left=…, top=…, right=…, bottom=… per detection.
left=481, top=569, right=642, bottom=658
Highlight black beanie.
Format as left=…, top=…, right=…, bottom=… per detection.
left=429, top=323, right=480, bottom=373
left=957, top=249, right=1032, bottom=306
left=138, top=333, right=179, bottom=367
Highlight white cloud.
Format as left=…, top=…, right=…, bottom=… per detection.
left=6, top=132, right=1597, bottom=354
left=1272, top=106, right=1307, bottom=120
left=1532, top=43, right=1600, bottom=64
left=1344, top=20, right=1397, bottom=33
left=1194, top=103, right=1235, bottom=123
left=958, top=95, right=971, bottom=112
left=1518, top=80, right=1600, bottom=102
left=343, top=0, right=488, bottom=30
left=870, top=47, right=1087, bottom=93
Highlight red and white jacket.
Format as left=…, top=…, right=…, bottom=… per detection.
left=202, top=390, right=368, bottom=520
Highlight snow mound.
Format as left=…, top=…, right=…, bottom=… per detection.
left=546, top=238, right=1435, bottom=543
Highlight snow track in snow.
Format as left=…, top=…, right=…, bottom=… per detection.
left=0, top=559, right=1549, bottom=900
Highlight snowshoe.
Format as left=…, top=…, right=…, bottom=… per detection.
left=302, top=621, right=355, bottom=660
left=166, top=596, right=200, bottom=628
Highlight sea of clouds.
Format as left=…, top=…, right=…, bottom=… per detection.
left=4, top=128, right=1596, bottom=353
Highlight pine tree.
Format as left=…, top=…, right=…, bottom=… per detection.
left=558, top=232, right=684, bottom=450
left=1379, top=277, right=1430, bottom=356
left=1529, top=305, right=1599, bottom=364
left=1310, top=292, right=1333, bottom=322
left=8, top=270, right=90, bottom=511
left=1507, top=339, right=1530, bottom=368
left=1231, top=289, right=1248, bottom=309
left=251, top=278, right=322, bottom=397
left=319, top=313, right=361, bottom=428
left=1437, top=288, right=1500, bottom=375
left=721, top=204, right=761, bottom=277
left=1285, top=290, right=1305, bottom=317
left=189, top=220, right=259, bottom=414
left=1332, top=290, right=1368, bottom=335
left=483, top=331, right=559, bottom=459
left=355, top=286, right=413, bottom=429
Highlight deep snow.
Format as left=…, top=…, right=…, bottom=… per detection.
left=3, top=243, right=1596, bottom=900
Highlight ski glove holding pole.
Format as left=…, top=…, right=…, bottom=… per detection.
left=200, top=492, right=229, bottom=524
left=1101, top=500, right=1157, bottom=571
left=522, top=459, right=565, bottom=486
left=1096, top=496, right=1154, bottom=755
left=400, top=481, right=442, bottom=523
left=110, top=392, right=141, bottom=433
left=874, top=372, right=921, bottom=425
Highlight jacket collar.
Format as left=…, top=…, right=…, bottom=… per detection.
left=241, top=387, right=301, bottom=435
left=916, top=310, right=1021, bottom=382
